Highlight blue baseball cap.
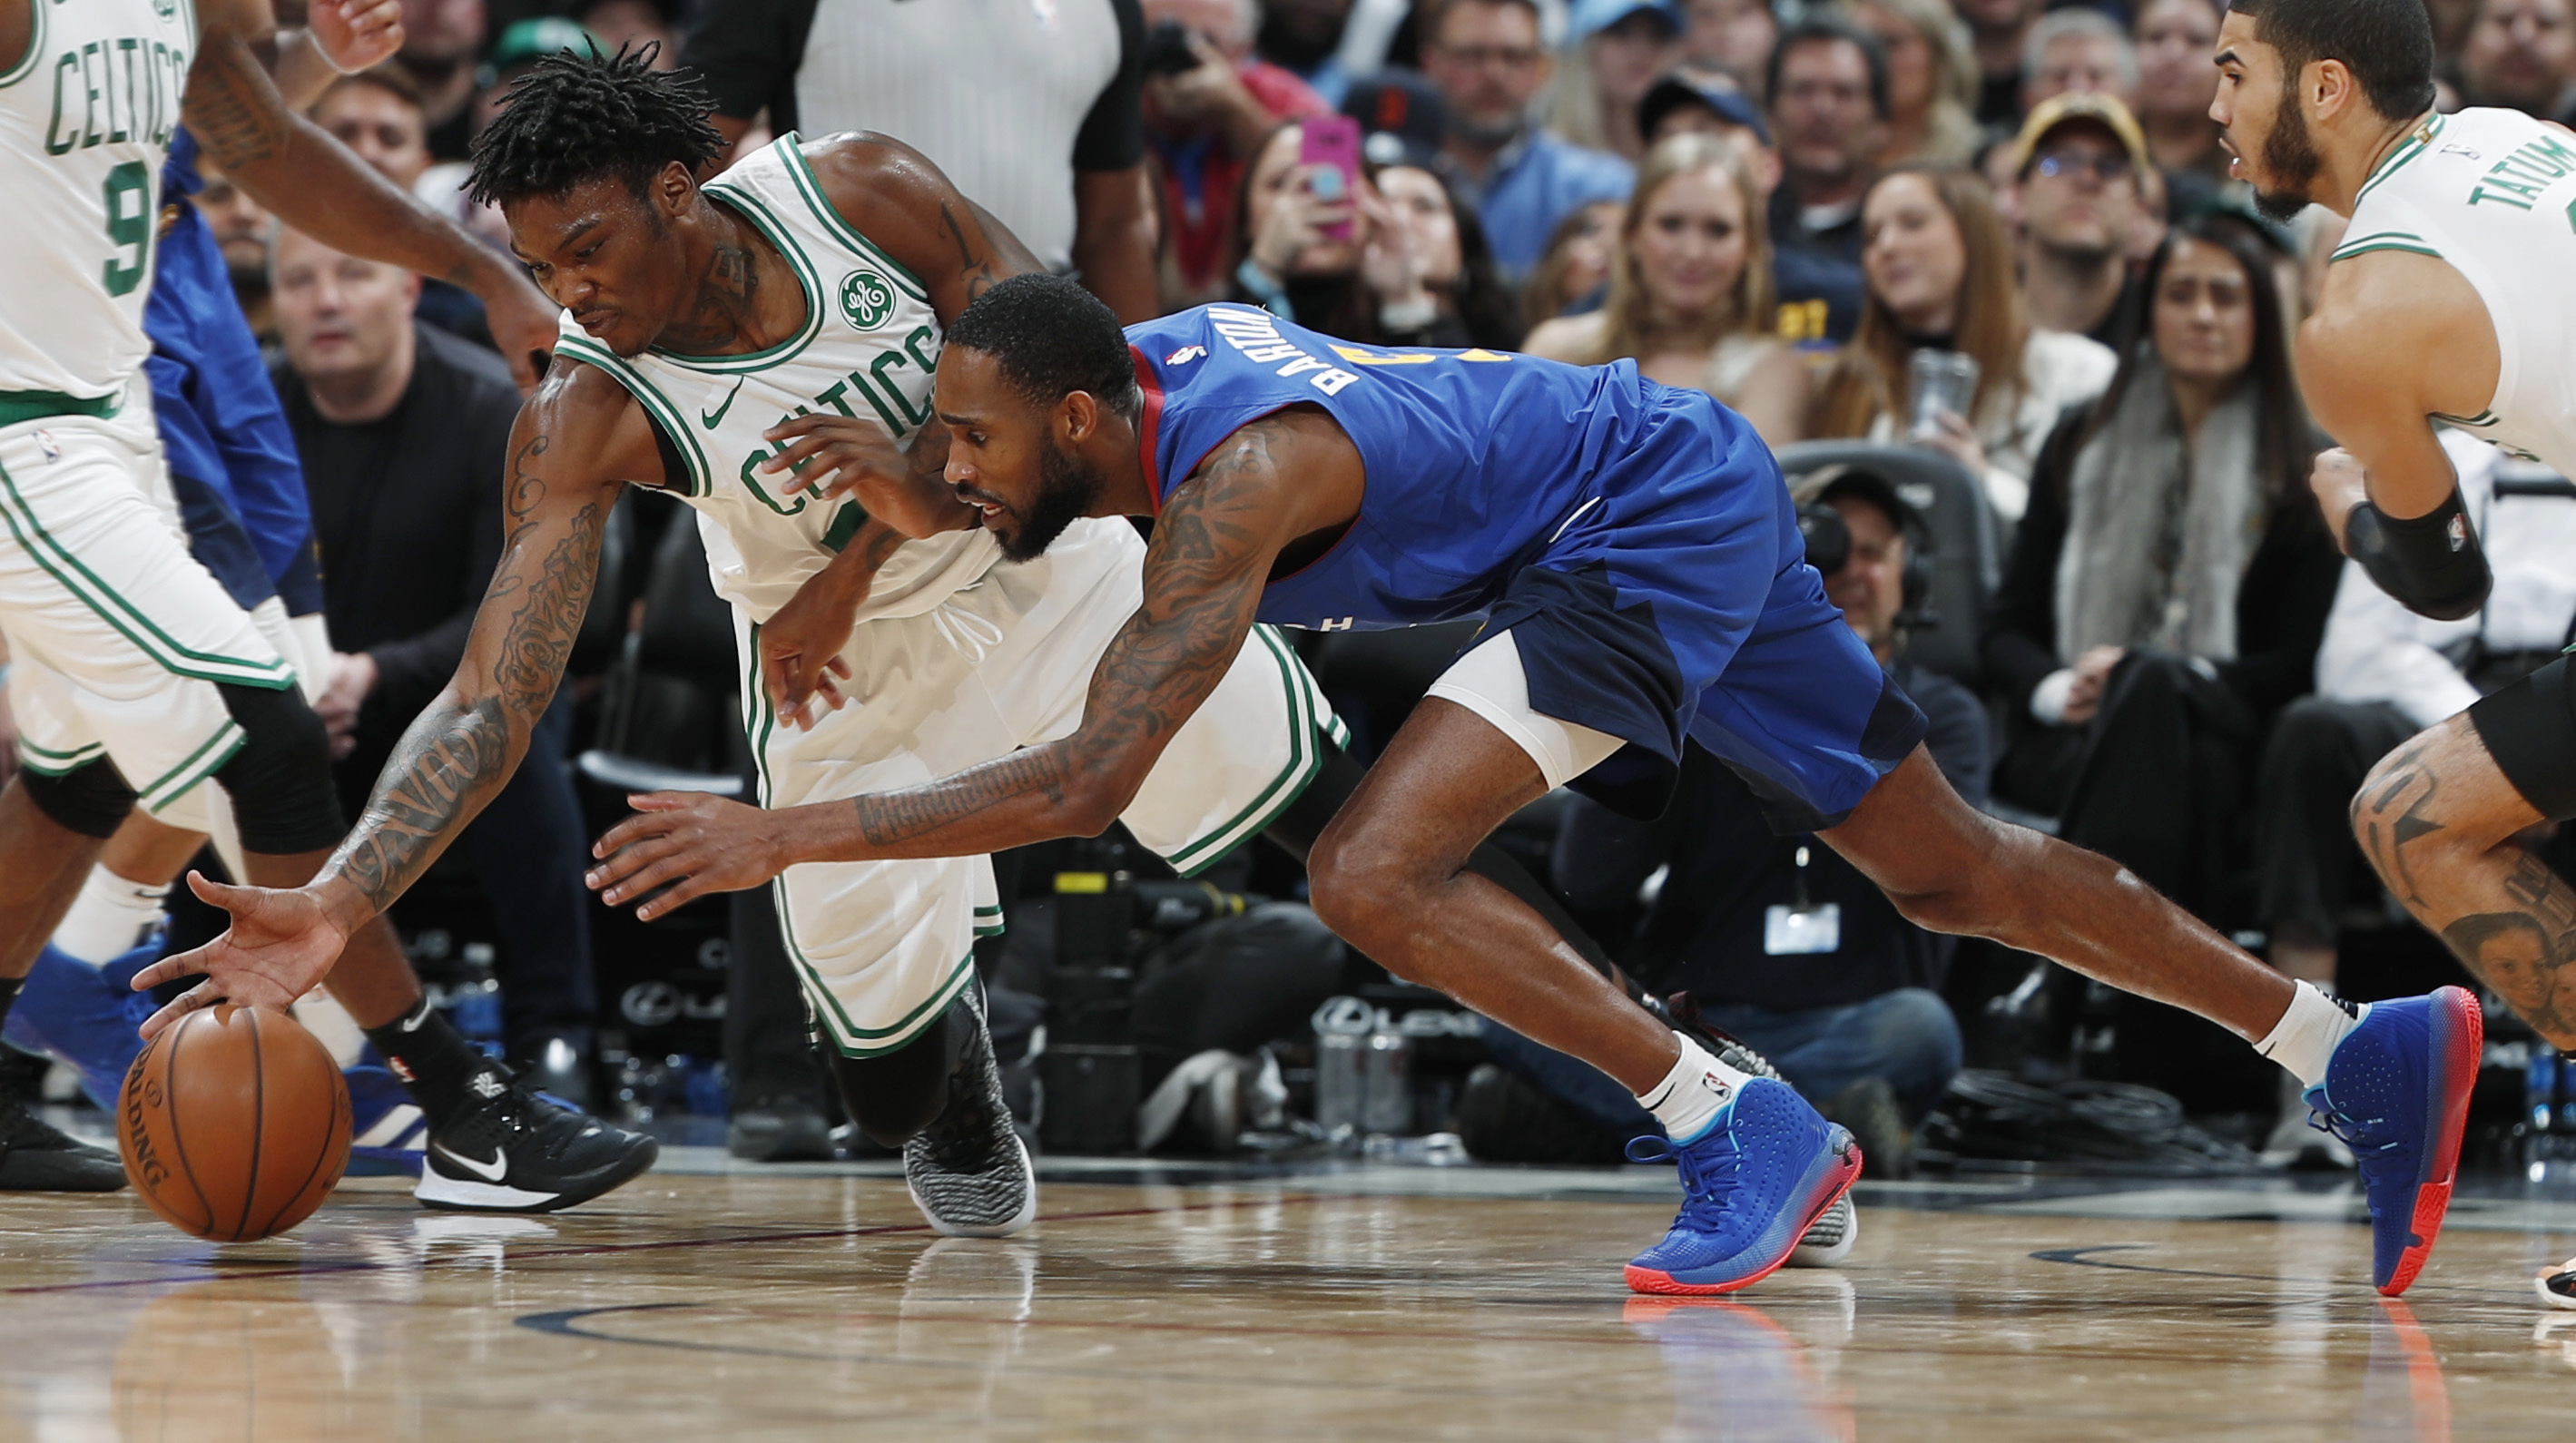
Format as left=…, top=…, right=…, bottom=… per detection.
left=1568, top=0, right=1681, bottom=44
left=1637, top=72, right=1770, bottom=147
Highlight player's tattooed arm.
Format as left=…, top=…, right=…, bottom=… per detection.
left=586, top=417, right=1303, bottom=918
left=187, top=0, right=561, bottom=389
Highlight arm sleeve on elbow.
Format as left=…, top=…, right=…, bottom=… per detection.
left=2345, top=487, right=2492, bottom=623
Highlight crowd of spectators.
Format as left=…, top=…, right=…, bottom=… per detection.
left=146, top=0, right=2576, bottom=1167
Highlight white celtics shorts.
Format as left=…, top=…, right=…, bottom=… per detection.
left=741, top=517, right=1343, bottom=1057
left=0, top=406, right=299, bottom=832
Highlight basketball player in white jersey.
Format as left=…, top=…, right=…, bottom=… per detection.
left=2209, top=0, right=2576, bottom=1058
left=143, top=52, right=1866, bottom=1252
left=0, top=0, right=660, bottom=1208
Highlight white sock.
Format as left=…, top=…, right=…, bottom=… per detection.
left=1636, top=1034, right=1756, bottom=1144
left=2254, top=980, right=2366, bottom=1088
left=52, top=865, right=167, bottom=967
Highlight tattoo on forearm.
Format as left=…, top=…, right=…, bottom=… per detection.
left=184, top=39, right=289, bottom=171
left=327, top=432, right=605, bottom=911
left=849, top=418, right=1281, bottom=849
left=331, top=697, right=512, bottom=912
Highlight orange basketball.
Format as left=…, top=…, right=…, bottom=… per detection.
left=117, top=1005, right=353, bottom=1242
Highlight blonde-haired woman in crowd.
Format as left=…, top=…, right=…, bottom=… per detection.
left=1810, top=165, right=2114, bottom=520
left=1524, top=133, right=1808, bottom=446
left=1846, top=0, right=1981, bottom=167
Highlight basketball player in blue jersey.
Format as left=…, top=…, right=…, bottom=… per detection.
left=574, top=274, right=2483, bottom=1297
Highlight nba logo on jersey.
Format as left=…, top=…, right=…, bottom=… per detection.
left=1165, top=345, right=1207, bottom=366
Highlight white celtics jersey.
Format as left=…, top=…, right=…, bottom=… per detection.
left=556, top=133, right=998, bottom=623
left=0, top=0, right=195, bottom=400
left=2337, top=107, right=2576, bottom=473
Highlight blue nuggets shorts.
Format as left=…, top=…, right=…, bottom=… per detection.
left=1477, top=391, right=1926, bottom=829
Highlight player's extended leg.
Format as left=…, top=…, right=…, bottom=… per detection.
left=4, top=811, right=206, bottom=1105
left=1823, top=744, right=2479, bottom=1297
left=2351, top=712, right=2576, bottom=1047
left=1304, top=698, right=1860, bottom=1294
left=819, top=987, right=1031, bottom=1239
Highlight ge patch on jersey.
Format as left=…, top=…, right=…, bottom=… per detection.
left=840, top=270, right=895, bottom=330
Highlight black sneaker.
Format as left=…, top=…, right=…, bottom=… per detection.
left=415, top=1065, right=658, bottom=1212
left=0, top=1096, right=126, bottom=1191
left=903, top=984, right=1035, bottom=1237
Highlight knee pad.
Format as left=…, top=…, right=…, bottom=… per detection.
left=19, top=759, right=137, bottom=839
left=212, top=682, right=346, bottom=855
left=826, top=996, right=970, bottom=1148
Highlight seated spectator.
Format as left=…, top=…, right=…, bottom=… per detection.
left=1847, top=0, right=1981, bottom=168
left=2254, top=432, right=2576, bottom=1163
left=1765, top=15, right=1888, bottom=274
left=1374, top=161, right=1525, bottom=348
left=1677, top=0, right=1777, bottom=101
left=2020, top=7, right=2138, bottom=115
left=1957, top=0, right=2042, bottom=127
left=1810, top=166, right=2117, bottom=521
left=1640, top=72, right=1866, bottom=344
left=2457, top=0, right=2576, bottom=119
left=187, top=161, right=276, bottom=342
left=310, top=65, right=497, bottom=348
left=1550, top=0, right=1683, bottom=162
left=268, top=228, right=603, bottom=1099
left=2008, top=93, right=2153, bottom=348
left=1420, top=0, right=1635, bottom=280
left=1233, top=123, right=1516, bottom=346
left=1524, top=134, right=1808, bottom=445
left=2131, top=0, right=2227, bottom=191
left=1981, top=215, right=2341, bottom=926
left=1519, top=199, right=1624, bottom=327
left=1145, top=0, right=1332, bottom=308
left=1477, top=469, right=1982, bottom=1170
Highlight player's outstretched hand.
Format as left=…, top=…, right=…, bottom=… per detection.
left=759, top=572, right=862, bottom=731
left=2310, top=447, right=2371, bottom=552
left=129, top=873, right=354, bottom=1039
left=588, top=792, right=788, bottom=921
left=761, top=414, right=962, bottom=538
left=310, top=0, right=406, bottom=74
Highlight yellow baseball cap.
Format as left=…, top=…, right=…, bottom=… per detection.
left=2011, top=91, right=2152, bottom=179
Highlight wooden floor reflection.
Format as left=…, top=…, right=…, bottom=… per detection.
left=3, top=1161, right=2572, bottom=1440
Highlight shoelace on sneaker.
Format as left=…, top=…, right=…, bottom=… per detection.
left=1627, top=1132, right=1744, bottom=1228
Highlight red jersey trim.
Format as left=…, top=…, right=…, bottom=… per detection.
left=1131, top=346, right=1165, bottom=518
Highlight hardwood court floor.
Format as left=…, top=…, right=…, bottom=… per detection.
left=3, top=1148, right=2574, bottom=1441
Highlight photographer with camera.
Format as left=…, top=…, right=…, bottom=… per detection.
left=1466, top=469, right=1980, bottom=1175
left=1144, top=0, right=1332, bottom=306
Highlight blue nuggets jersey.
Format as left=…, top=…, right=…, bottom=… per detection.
left=1128, top=305, right=1782, bottom=632
left=1124, top=304, right=1924, bottom=832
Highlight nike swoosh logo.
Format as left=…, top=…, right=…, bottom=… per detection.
left=703, top=377, right=744, bottom=429
left=434, top=1142, right=509, bottom=1183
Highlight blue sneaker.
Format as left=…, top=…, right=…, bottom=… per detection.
left=2306, top=987, right=2483, bottom=1297
left=1624, top=1077, right=1863, bottom=1296
left=345, top=1064, right=429, bottom=1178
left=0, top=944, right=154, bottom=1109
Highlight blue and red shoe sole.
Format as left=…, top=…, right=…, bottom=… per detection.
left=2377, top=986, right=2482, bottom=1298
left=1624, top=1139, right=1864, bottom=1297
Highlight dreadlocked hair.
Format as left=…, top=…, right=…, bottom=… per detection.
left=467, top=45, right=725, bottom=209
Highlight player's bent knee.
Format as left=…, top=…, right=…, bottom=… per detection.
left=826, top=998, right=968, bottom=1147
left=19, top=760, right=139, bottom=839
left=213, top=682, right=347, bottom=856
